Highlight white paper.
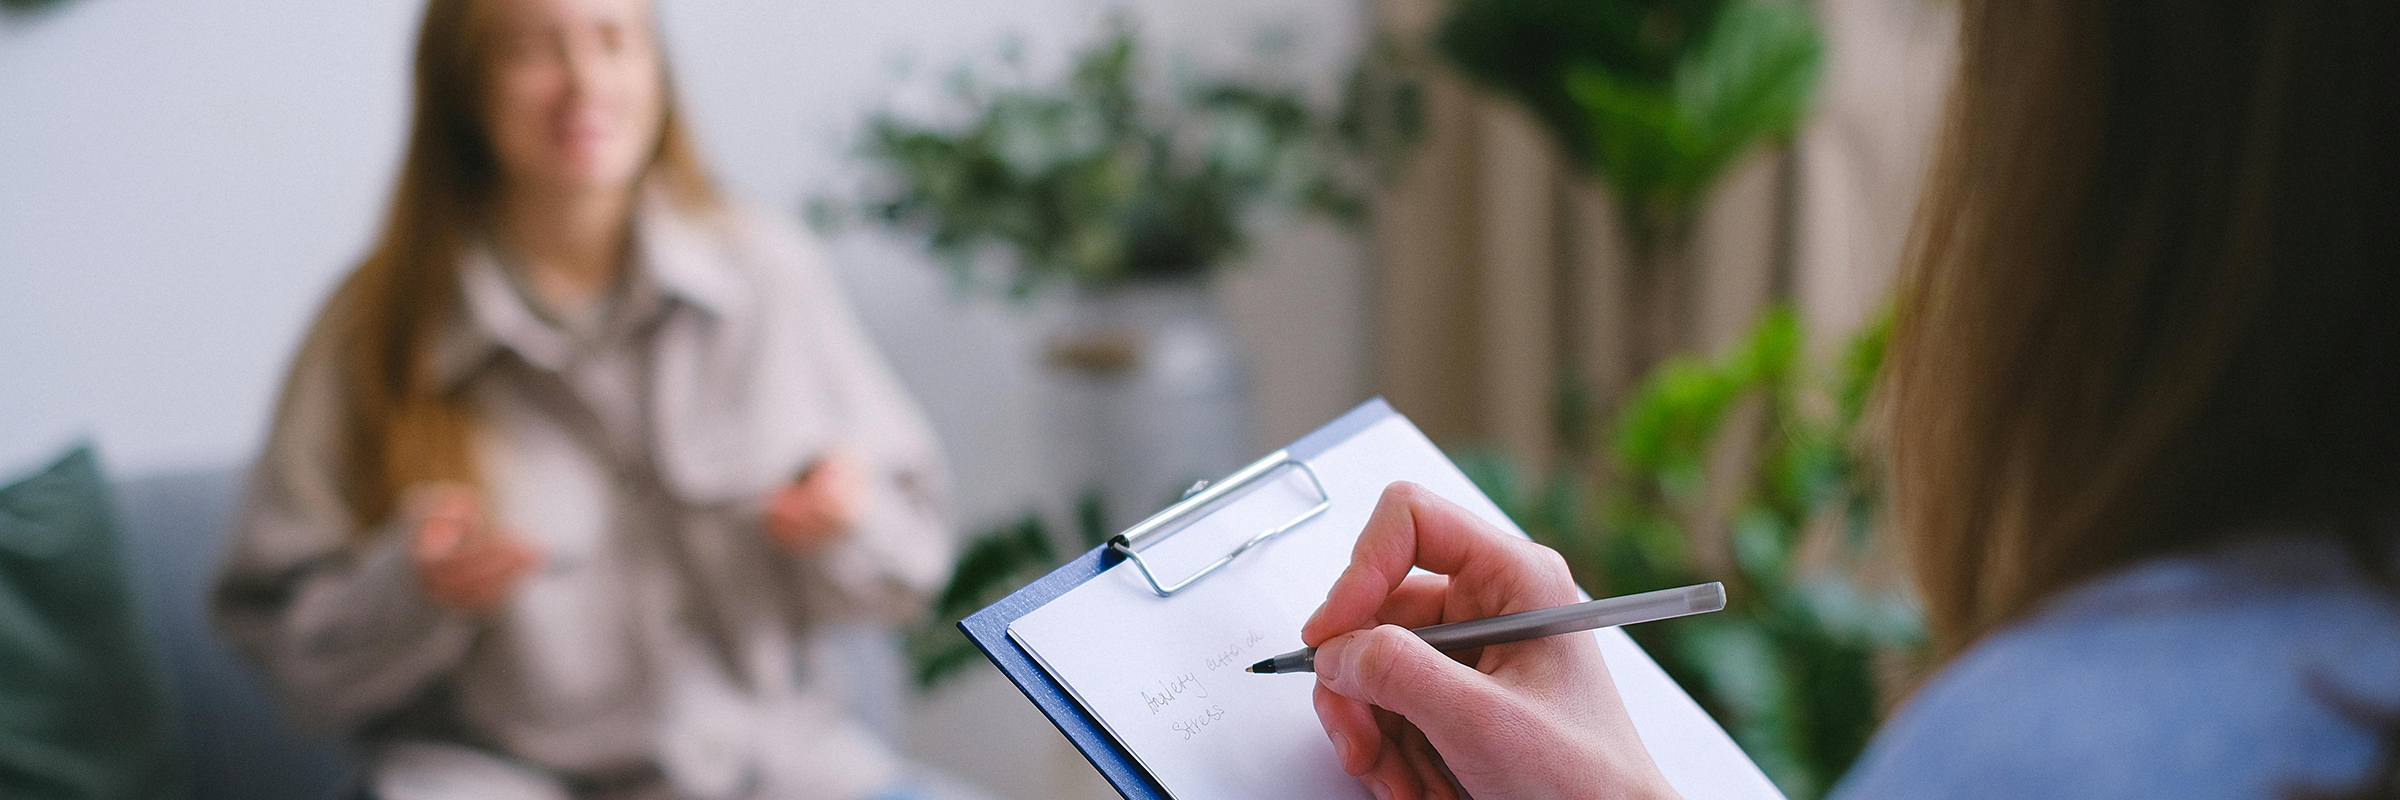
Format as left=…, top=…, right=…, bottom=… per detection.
left=1008, top=413, right=1784, bottom=800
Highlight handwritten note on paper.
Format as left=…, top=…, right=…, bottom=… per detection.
left=1006, top=412, right=1787, bottom=800
left=1012, top=573, right=1365, bottom=799
left=1007, top=416, right=1457, bottom=800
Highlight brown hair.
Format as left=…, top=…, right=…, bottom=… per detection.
left=1887, top=0, right=2400, bottom=659
left=307, top=0, right=718, bottom=529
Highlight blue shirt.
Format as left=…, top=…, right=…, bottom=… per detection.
left=1831, top=536, right=2400, bottom=799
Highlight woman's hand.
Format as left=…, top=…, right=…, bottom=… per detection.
left=408, top=484, right=543, bottom=615
left=764, top=451, right=865, bottom=554
left=1302, top=482, right=1681, bottom=800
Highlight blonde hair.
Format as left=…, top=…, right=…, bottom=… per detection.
left=307, top=0, right=720, bottom=529
left=1887, top=0, right=2400, bottom=659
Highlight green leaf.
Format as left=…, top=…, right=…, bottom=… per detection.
left=1483, top=305, right=1914, bottom=799
left=930, top=516, right=1055, bottom=620
left=1435, top=0, right=1728, bottom=169
left=1836, top=305, right=1892, bottom=426
left=850, top=20, right=1368, bottom=296
left=1728, top=507, right=1790, bottom=585
left=1076, top=487, right=1115, bottom=549
left=1559, top=0, right=1822, bottom=239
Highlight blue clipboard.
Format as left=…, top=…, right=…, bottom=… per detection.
left=957, top=397, right=1399, bottom=800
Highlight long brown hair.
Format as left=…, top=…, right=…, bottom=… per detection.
left=1887, top=0, right=2400, bottom=659
left=309, top=0, right=718, bottom=529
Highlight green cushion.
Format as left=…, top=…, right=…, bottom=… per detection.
left=0, top=445, right=187, bottom=799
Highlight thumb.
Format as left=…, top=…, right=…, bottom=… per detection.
left=1315, top=625, right=1502, bottom=734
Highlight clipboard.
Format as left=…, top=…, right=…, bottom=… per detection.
left=958, top=398, right=1782, bottom=800
left=958, top=399, right=1396, bottom=799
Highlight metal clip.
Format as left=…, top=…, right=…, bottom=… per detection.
left=1106, top=451, right=1332, bottom=597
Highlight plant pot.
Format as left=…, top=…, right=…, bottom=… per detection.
left=1041, top=279, right=1252, bottom=531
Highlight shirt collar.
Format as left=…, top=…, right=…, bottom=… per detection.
left=634, top=192, right=744, bottom=318
left=432, top=188, right=742, bottom=389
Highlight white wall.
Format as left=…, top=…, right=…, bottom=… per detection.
left=1, top=1, right=1368, bottom=797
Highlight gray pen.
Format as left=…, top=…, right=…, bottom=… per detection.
left=1245, top=582, right=1727, bottom=674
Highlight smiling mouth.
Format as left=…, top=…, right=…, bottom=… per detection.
left=553, top=109, right=614, bottom=147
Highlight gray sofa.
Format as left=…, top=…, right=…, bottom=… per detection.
left=108, top=466, right=913, bottom=800
left=113, top=468, right=356, bottom=800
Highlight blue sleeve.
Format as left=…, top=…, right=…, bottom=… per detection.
left=1828, top=588, right=2397, bottom=800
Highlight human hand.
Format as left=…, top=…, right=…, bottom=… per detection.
left=764, top=450, right=865, bottom=554
left=1301, top=482, right=1680, bottom=800
left=407, top=484, right=543, bottom=615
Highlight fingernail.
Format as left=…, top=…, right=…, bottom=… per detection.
left=1329, top=730, right=1352, bottom=768
left=1365, top=776, right=1391, bottom=800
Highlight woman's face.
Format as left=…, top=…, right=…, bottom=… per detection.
left=479, top=0, right=665, bottom=198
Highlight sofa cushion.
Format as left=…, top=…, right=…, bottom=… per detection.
left=113, top=465, right=357, bottom=800
left=0, top=445, right=188, bottom=799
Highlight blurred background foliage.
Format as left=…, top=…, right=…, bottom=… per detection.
left=905, top=490, right=1114, bottom=691
left=1458, top=307, right=1921, bottom=799
left=1437, top=0, right=1822, bottom=251
left=840, top=20, right=1383, bottom=297
left=1, top=0, right=73, bottom=15
left=1436, top=0, right=1826, bottom=401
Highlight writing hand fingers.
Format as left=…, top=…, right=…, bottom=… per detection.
left=1305, top=483, right=1577, bottom=647
left=1362, top=727, right=1425, bottom=800
left=1397, top=726, right=1460, bottom=800
left=1370, top=573, right=1451, bottom=630
left=1314, top=682, right=1383, bottom=776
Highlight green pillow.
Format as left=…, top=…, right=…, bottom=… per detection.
left=0, top=445, right=187, bottom=799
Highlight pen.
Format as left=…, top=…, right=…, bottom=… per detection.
left=1245, top=582, right=1726, bottom=674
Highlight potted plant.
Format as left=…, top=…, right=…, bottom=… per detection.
left=1460, top=309, right=1921, bottom=799
left=846, top=19, right=1370, bottom=524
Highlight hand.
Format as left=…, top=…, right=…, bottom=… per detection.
left=764, top=451, right=865, bottom=554
left=407, top=484, right=543, bottom=615
left=1301, top=482, right=1680, bottom=800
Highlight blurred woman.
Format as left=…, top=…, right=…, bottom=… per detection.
left=210, top=0, right=951, bottom=797
left=1299, top=1, right=2400, bottom=798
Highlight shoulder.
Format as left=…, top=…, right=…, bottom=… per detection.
left=692, top=198, right=837, bottom=288
left=265, top=277, right=367, bottom=435
left=1832, top=536, right=2400, bottom=800
left=639, top=195, right=854, bottom=322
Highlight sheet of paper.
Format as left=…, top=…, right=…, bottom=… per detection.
left=1007, top=413, right=1784, bottom=800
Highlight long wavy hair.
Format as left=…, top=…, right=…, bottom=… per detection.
left=1888, top=0, right=2397, bottom=793
left=307, top=0, right=719, bottom=530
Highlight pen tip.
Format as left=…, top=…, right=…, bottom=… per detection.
left=1245, top=659, right=1271, bottom=674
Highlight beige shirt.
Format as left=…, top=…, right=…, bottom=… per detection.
left=211, top=196, right=953, bottom=800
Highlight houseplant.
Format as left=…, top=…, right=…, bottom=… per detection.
left=858, top=20, right=1413, bottom=692
left=854, top=20, right=1364, bottom=296
left=1430, top=5, right=1878, bottom=794
left=903, top=491, right=1116, bottom=690
left=1437, top=0, right=1824, bottom=388
left=849, top=19, right=1376, bottom=529
left=1458, top=308, right=1920, bottom=799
